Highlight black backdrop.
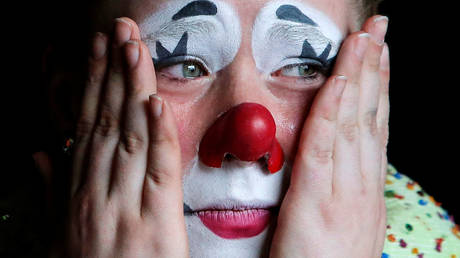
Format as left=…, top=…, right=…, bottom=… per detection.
left=379, top=1, right=459, bottom=218
left=2, top=0, right=459, bottom=257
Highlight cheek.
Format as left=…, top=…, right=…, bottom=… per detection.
left=164, top=86, right=320, bottom=171
left=166, top=101, right=202, bottom=171
left=272, top=91, right=317, bottom=164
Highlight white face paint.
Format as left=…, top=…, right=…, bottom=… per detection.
left=140, top=1, right=342, bottom=257
left=184, top=157, right=291, bottom=257
left=252, top=0, right=343, bottom=75
left=139, top=0, right=241, bottom=74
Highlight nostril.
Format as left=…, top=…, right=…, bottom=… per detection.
left=224, top=153, right=234, bottom=161
left=198, top=102, right=284, bottom=173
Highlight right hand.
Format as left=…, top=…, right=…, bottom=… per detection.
left=66, top=17, right=188, bottom=257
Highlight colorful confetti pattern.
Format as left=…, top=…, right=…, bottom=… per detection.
left=382, top=165, right=460, bottom=257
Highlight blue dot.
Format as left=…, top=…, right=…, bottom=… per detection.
left=443, top=213, right=449, bottom=220
left=382, top=253, right=389, bottom=258
left=418, top=199, right=428, bottom=206
left=393, top=173, right=402, bottom=179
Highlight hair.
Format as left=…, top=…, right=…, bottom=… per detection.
left=359, top=0, right=385, bottom=24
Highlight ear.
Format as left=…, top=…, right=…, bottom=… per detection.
left=32, top=42, right=88, bottom=194
left=42, top=42, right=88, bottom=141
left=32, top=151, right=53, bottom=190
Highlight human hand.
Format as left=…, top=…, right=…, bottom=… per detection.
left=65, top=18, right=188, bottom=257
left=270, top=15, right=390, bottom=258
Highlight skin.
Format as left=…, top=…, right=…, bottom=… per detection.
left=36, top=0, right=390, bottom=257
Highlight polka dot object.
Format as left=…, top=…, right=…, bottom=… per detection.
left=382, top=164, right=460, bottom=257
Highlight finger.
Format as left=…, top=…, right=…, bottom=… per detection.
left=117, top=17, right=141, bottom=40
left=71, top=32, right=108, bottom=196
left=378, top=43, right=390, bottom=186
left=290, top=75, right=347, bottom=202
left=142, top=96, right=184, bottom=219
left=358, top=17, right=388, bottom=188
left=84, top=18, right=133, bottom=195
left=332, top=32, right=370, bottom=196
left=110, top=39, right=158, bottom=204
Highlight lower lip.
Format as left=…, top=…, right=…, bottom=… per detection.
left=197, top=209, right=271, bottom=239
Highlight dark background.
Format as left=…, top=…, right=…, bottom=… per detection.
left=2, top=0, right=459, bottom=257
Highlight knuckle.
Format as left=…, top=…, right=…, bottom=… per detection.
left=151, top=133, right=179, bottom=149
left=318, top=198, right=339, bottom=227
left=87, top=70, right=105, bottom=86
left=119, top=131, right=147, bottom=154
left=146, top=167, right=175, bottom=186
left=368, top=58, right=381, bottom=72
left=71, top=192, right=94, bottom=226
left=307, top=146, right=333, bottom=165
left=94, top=107, right=119, bottom=137
left=338, top=119, right=358, bottom=142
left=316, top=108, right=336, bottom=123
left=75, top=118, right=94, bottom=138
left=361, top=109, right=378, bottom=136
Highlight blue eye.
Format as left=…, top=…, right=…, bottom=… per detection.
left=154, top=56, right=209, bottom=79
left=272, top=61, right=325, bottom=81
left=280, top=63, right=318, bottom=78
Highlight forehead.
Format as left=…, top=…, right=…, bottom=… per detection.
left=127, top=0, right=351, bottom=34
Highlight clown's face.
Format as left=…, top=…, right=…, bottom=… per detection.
left=126, top=0, right=352, bottom=256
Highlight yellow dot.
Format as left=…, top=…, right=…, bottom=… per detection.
left=386, top=179, right=393, bottom=185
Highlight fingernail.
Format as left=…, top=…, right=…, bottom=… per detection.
left=334, top=75, right=347, bottom=97
left=92, top=32, right=107, bottom=60
left=355, top=33, right=370, bottom=59
left=380, top=43, right=390, bottom=70
left=372, top=16, right=389, bottom=46
left=125, top=40, right=139, bottom=68
left=114, top=18, right=132, bottom=47
left=115, top=17, right=132, bottom=28
left=150, top=94, right=163, bottom=118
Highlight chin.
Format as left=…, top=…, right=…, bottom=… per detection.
left=186, top=214, right=277, bottom=258
left=182, top=156, right=291, bottom=257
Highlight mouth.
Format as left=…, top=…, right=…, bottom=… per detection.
left=185, top=200, right=279, bottom=239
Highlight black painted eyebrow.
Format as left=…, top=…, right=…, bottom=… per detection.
left=153, top=32, right=189, bottom=64
left=276, top=5, right=317, bottom=26
left=172, top=0, right=218, bottom=21
left=301, top=39, right=334, bottom=66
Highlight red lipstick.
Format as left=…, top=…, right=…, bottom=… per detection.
left=197, top=209, right=271, bottom=239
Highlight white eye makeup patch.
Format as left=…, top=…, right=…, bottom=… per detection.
left=139, top=0, right=241, bottom=73
left=252, top=0, right=343, bottom=74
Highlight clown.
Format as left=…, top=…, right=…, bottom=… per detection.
left=34, top=0, right=460, bottom=257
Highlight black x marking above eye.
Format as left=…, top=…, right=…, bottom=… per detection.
left=301, top=39, right=333, bottom=66
left=172, top=0, right=218, bottom=20
left=153, top=32, right=189, bottom=64
left=276, top=5, right=317, bottom=26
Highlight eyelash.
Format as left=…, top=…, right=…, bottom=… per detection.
left=155, top=56, right=210, bottom=80
left=274, top=63, right=323, bottom=78
left=155, top=57, right=330, bottom=85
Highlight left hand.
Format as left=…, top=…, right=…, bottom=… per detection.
left=270, top=15, right=390, bottom=257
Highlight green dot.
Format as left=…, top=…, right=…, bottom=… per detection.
left=405, top=224, right=413, bottom=231
left=385, top=190, right=395, bottom=198
left=426, top=213, right=432, bottom=218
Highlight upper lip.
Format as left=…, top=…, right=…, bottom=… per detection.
left=185, top=199, right=279, bottom=214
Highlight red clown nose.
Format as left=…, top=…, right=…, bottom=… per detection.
left=198, top=103, right=284, bottom=173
